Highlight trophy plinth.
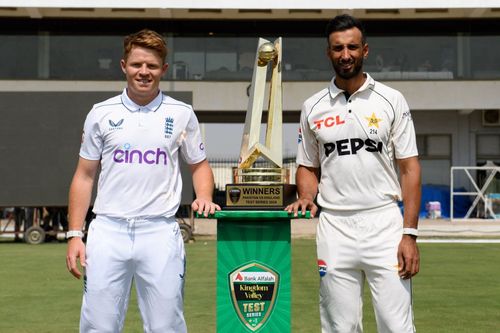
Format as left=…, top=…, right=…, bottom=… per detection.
left=214, top=37, right=301, bottom=333
left=226, top=167, right=296, bottom=210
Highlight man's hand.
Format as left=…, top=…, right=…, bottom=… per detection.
left=397, top=235, right=420, bottom=279
left=66, top=237, right=86, bottom=279
left=285, top=198, right=318, bottom=218
left=287, top=165, right=319, bottom=218
left=192, top=198, right=221, bottom=217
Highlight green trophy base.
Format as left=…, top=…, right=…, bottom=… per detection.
left=212, top=210, right=309, bottom=333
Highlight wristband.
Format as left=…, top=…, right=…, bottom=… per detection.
left=402, top=228, right=418, bottom=237
left=66, top=230, right=84, bottom=239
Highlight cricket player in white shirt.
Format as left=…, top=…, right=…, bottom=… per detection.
left=286, top=15, right=421, bottom=333
left=66, top=29, right=220, bottom=333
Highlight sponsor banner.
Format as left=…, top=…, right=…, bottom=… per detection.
left=229, top=262, right=279, bottom=331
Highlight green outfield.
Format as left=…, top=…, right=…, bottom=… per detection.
left=0, top=240, right=499, bottom=332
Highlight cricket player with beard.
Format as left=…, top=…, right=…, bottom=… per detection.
left=66, top=29, right=220, bottom=333
left=286, top=15, right=421, bottom=333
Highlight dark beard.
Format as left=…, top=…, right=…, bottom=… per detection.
left=333, top=58, right=363, bottom=80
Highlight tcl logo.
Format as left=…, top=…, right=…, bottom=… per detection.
left=314, top=115, right=345, bottom=130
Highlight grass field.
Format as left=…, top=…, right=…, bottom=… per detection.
left=0, top=239, right=499, bottom=332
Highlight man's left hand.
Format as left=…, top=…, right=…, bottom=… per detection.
left=192, top=199, right=221, bottom=217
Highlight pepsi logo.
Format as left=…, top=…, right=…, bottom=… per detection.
left=318, top=259, right=327, bottom=277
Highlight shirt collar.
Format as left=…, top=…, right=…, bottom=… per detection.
left=328, top=73, right=375, bottom=99
left=120, top=88, right=163, bottom=113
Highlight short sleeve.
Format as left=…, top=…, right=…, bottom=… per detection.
left=79, top=109, right=103, bottom=160
left=180, top=108, right=207, bottom=165
left=391, top=94, right=418, bottom=159
left=296, top=103, right=320, bottom=167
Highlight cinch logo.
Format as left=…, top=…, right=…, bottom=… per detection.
left=297, top=127, right=302, bottom=144
left=113, top=148, right=168, bottom=165
left=314, top=115, right=345, bottom=130
left=324, top=138, right=383, bottom=157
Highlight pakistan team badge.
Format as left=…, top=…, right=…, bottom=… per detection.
left=229, top=262, right=279, bottom=331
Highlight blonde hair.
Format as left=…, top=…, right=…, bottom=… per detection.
left=123, top=29, right=167, bottom=63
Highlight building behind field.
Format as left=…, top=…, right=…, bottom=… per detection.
left=0, top=1, right=499, bottom=217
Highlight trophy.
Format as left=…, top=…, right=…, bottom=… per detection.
left=226, top=37, right=296, bottom=209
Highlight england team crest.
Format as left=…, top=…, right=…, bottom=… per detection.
left=164, top=117, right=174, bottom=138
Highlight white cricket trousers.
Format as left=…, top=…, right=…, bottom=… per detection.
left=80, top=215, right=187, bottom=333
left=317, top=203, right=415, bottom=333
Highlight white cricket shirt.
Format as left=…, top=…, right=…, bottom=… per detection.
left=297, top=74, right=418, bottom=211
left=80, top=89, right=206, bottom=218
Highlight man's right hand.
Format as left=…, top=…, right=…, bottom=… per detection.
left=66, top=237, right=86, bottom=279
left=285, top=198, right=318, bottom=218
